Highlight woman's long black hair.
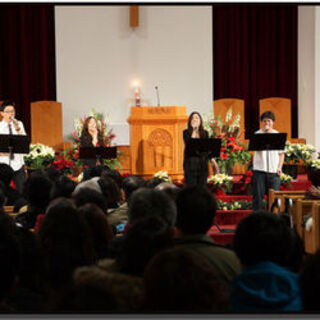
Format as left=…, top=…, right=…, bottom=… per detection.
left=187, top=112, right=206, bottom=138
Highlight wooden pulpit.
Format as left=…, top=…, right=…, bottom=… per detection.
left=128, top=106, right=188, bottom=180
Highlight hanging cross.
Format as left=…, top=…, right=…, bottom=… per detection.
left=130, top=5, right=139, bottom=28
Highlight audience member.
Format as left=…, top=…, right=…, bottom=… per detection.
left=37, top=198, right=96, bottom=296
left=51, top=175, right=77, bottom=200
left=144, top=247, right=228, bottom=312
left=175, top=185, right=241, bottom=295
left=106, top=175, right=145, bottom=227
left=109, top=215, right=174, bottom=277
left=231, top=211, right=303, bottom=312
left=73, top=187, right=108, bottom=213
left=14, top=172, right=52, bottom=229
left=52, top=266, right=144, bottom=312
left=98, top=176, right=120, bottom=209
left=78, top=204, right=114, bottom=260
left=0, top=163, right=23, bottom=206
left=155, top=181, right=180, bottom=202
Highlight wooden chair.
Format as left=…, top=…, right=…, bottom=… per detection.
left=268, top=189, right=305, bottom=212
left=294, top=199, right=320, bottom=239
left=31, top=100, right=63, bottom=151
left=304, top=203, right=320, bottom=254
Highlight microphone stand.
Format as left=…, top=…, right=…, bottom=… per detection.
left=155, top=86, right=160, bottom=107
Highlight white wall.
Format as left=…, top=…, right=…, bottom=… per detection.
left=55, top=6, right=213, bottom=145
left=298, top=6, right=320, bottom=152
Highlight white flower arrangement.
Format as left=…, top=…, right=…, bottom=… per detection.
left=24, top=143, right=55, bottom=169
left=285, top=142, right=316, bottom=164
left=207, top=173, right=233, bottom=193
left=154, top=170, right=172, bottom=183
left=307, top=159, right=320, bottom=170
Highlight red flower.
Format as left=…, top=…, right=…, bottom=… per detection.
left=221, top=153, right=228, bottom=160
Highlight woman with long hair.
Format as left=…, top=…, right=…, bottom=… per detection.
left=183, top=112, right=219, bottom=186
left=80, top=117, right=105, bottom=179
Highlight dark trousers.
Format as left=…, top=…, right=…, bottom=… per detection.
left=252, top=170, right=280, bottom=211
left=13, top=166, right=26, bottom=194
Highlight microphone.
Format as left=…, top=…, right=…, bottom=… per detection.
left=155, top=86, right=160, bottom=107
left=10, top=116, right=18, bottom=124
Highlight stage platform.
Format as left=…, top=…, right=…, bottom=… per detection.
left=207, top=174, right=310, bottom=246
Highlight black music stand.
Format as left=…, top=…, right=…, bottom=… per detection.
left=186, top=138, right=222, bottom=159
left=0, top=134, right=30, bottom=166
left=79, top=146, right=117, bottom=164
left=249, top=133, right=287, bottom=173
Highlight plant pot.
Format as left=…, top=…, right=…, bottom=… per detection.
left=282, top=164, right=298, bottom=180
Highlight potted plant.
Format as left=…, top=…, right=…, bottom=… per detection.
left=204, top=108, right=252, bottom=174
left=207, top=173, right=233, bottom=194
left=283, top=142, right=316, bottom=179
left=24, top=143, right=55, bottom=172
left=154, top=170, right=172, bottom=183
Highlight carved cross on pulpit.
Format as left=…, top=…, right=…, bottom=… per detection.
left=130, top=6, right=139, bottom=28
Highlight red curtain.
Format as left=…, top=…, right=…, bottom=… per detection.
left=213, top=5, right=297, bottom=138
left=0, top=5, right=56, bottom=134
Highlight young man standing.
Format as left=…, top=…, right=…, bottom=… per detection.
left=0, top=100, right=27, bottom=193
left=252, top=111, right=285, bottom=211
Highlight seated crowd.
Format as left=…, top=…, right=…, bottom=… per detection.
left=0, top=163, right=319, bottom=313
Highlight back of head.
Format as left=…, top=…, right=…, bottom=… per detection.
left=38, top=198, right=96, bottom=291
left=101, top=168, right=123, bottom=189
left=44, top=167, right=62, bottom=183
left=55, top=266, right=144, bottom=312
left=0, top=163, right=14, bottom=186
left=233, top=211, right=301, bottom=269
left=128, top=187, right=176, bottom=227
left=155, top=182, right=180, bottom=202
left=176, top=186, right=216, bottom=234
left=117, top=215, right=174, bottom=277
left=144, top=177, right=163, bottom=189
left=24, top=172, right=53, bottom=210
left=51, top=175, right=77, bottom=200
left=78, top=204, right=114, bottom=259
left=73, top=187, right=108, bottom=213
left=98, top=176, right=120, bottom=208
left=144, top=247, right=227, bottom=312
left=122, top=175, right=145, bottom=201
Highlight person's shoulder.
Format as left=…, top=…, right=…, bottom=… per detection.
left=255, top=129, right=263, bottom=134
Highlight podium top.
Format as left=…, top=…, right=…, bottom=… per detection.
left=128, top=106, right=188, bottom=123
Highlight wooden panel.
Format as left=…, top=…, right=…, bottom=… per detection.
left=304, top=203, right=320, bottom=254
left=259, top=97, right=291, bottom=138
left=128, top=106, right=188, bottom=180
left=116, top=145, right=131, bottom=174
left=31, top=101, right=63, bottom=150
left=213, top=98, right=245, bottom=140
left=130, top=6, right=139, bottom=28
left=295, top=199, right=320, bottom=239
left=268, top=189, right=305, bottom=212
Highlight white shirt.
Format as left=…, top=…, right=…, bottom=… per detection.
left=0, top=120, right=27, bottom=171
left=253, top=129, right=285, bottom=173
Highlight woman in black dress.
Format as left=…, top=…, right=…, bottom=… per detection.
left=183, top=112, right=219, bottom=186
left=80, top=116, right=105, bottom=179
